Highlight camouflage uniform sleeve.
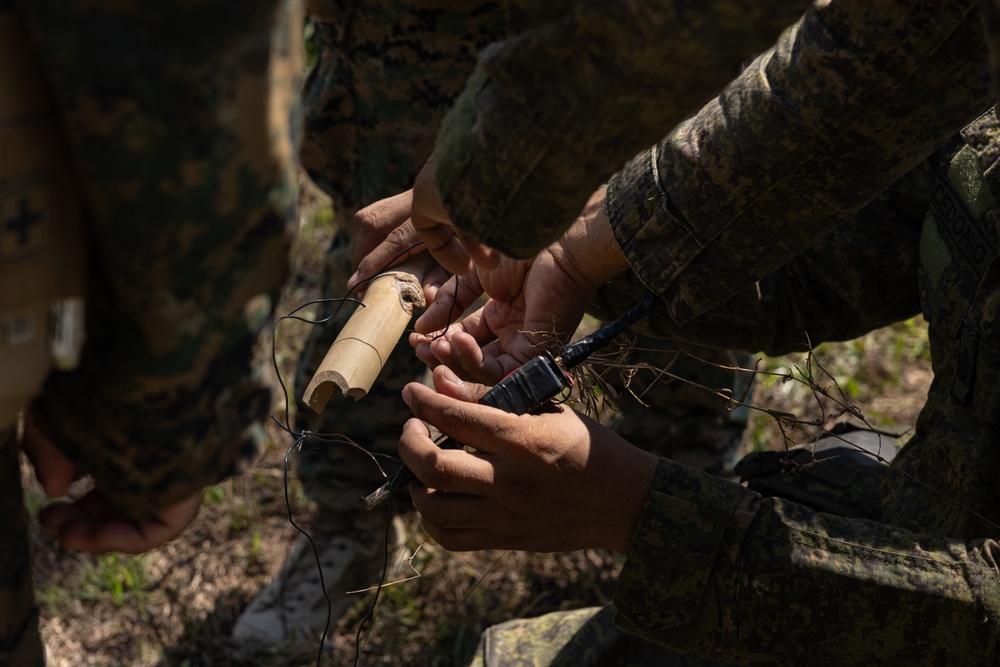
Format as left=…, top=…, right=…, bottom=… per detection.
left=614, top=458, right=1000, bottom=665
left=589, top=156, right=933, bottom=356
left=432, top=0, right=811, bottom=259
left=606, top=0, right=993, bottom=325
left=19, top=0, right=302, bottom=517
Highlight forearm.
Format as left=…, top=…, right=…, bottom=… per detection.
left=607, top=0, right=992, bottom=324
left=434, top=0, right=810, bottom=259
left=22, top=0, right=301, bottom=517
left=615, top=459, right=1000, bottom=665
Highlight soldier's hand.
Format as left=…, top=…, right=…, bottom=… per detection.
left=24, top=410, right=201, bottom=553
left=349, top=158, right=500, bottom=290
left=409, top=157, right=499, bottom=276
left=21, top=410, right=79, bottom=497
left=411, top=189, right=629, bottom=384
left=348, top=189, right=425, bottom=288
left=398, top=366, right=658, bottom=554
left=39, top=490, right=201, bottom=555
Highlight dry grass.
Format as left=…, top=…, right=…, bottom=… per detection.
left=743, top=318, right=932, bottom=454
left=25, top=188, right=934, bottom=666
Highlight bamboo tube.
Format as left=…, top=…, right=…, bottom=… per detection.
left=302, top=254, right=433, bottom=413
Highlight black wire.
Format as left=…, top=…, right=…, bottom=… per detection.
left=558, top=296, right=655, bottom=370
left=270, top=240, right=429, bottom=430
left=267, top=240, right=432, bottom=665
left=282, top=436, right=335, bottom=667
left=272, top=417, right=392, bottom=664
left=352, top=493, right=395, bottom=666
left=271, top=297, right=364, bottom=432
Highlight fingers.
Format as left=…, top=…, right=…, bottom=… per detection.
left=40, top=490, right=114, bottom=532
left=456, top=234, right=501, bottom=271
left=412, top=220, right=474, bottom=276
left=413, top=306, right=527, bottom=384
left=21, top=411, right=78, bottom=497
left=402, top=382, right=518, bottom=458
left=469, top=301, right=546, bottom=364
left=411, top=322, right=508, bottom=384
left=353, top=158, right=504, bottom=284
left=351, top=190, right=415, bottom=264
left=398, top=417, right=495, bottom=493
left=349, top=220, right=425, bottom=291
left=408, top=488, right=495, bottom=552
left=421, top=264, right=452, bottom=303
left=40, top=489, right=201, bottom=554
left=40, top=492, right=133, bottom=554
left=398, top=417, right=501, bottom=551
left=441, top=332, right=496, bottom=383
left=412, top=159, right=478, bottom=276
left=430, top=365, right=489, bottom=402
left=415, top=272, right=485, bottom=334
left=435, top=330, right=514, bottom=385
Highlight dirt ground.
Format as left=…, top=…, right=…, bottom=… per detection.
left=23, top=189, right=934, bottom=667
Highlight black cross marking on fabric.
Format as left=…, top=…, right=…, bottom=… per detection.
left=4, top=197, right=42, bottom=247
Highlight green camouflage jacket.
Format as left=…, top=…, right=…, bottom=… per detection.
left=432, top=0, right=812, bottom=259
left=437, top=0, right=1000, bottom=664
left=595, top=136, right=1000, bottom=665
left=606, top=0, right=993, bottom=326
left=605, top=137, right=1000, bottom=661
left=300, top=0, right=505, bottom=213
left=18, top=0, right=303, bottom=517
left=436, top=0, right=993, bottom=269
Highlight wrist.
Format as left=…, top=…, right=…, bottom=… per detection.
left=605, top=447, right=660, bottom=553
left=589, top=194, right=630, bottom=286
left=561, top=190, right=629, bottom=295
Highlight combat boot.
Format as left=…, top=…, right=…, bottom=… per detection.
left=232, top=513, right=406, bottom=646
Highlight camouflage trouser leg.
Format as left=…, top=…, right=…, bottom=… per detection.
left=601, top=338, right=753, bottom=477
left=291, top=226, right=428, bottom=538
left=300, top=1, right=507, bottom=212
left=0, top=428, right=44, bottom=667
left=468, top=605, right=737, bottom=667
left=294, top=0, right=751, bottom=519
left=292, top=0, right=507, bottom=536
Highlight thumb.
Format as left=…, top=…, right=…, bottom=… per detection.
left=401, top=379, right=516, bottom=457
left=22, top=411, right=78, bottom=497
left=431, top=365, right=489, bottom=403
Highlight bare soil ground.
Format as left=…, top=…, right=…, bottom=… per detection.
left=24, top=188, right=934, bottom=667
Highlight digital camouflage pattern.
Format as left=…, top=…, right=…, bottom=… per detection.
left=21, top=0, right=304, bottom=517
left=469, top=606, right=736, bottom=667
left=880, top=118, right=1000, bottom=538
left=300, top=0, right=508, bottom=213
left=287, top=0, right=751, bottom=599
left=289, top=0, right=507, bottom=548
left=606, top=0, right=992, bottom=325
left=432, top=0, right=812, bottom=260
left=465, top=150, right=949, bottom=667
left=1, top=0, right=303, bottom=662
left=589, top=157, right=935, bottom=355
left=450, top=1, right=1000, bottom=664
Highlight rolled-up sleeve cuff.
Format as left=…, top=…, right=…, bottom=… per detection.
left=605, top=148, right=709, bottom=324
